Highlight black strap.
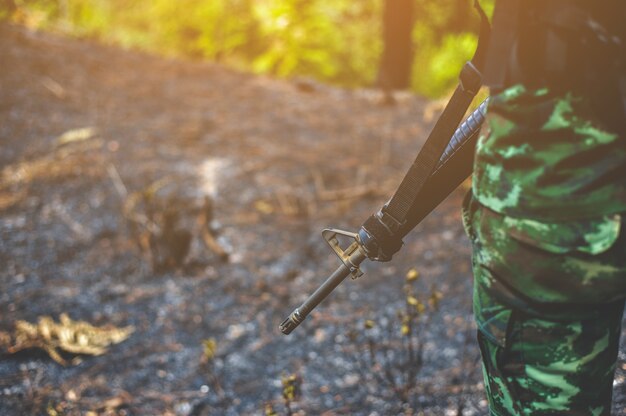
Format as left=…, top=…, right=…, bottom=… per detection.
left=399, top=100, right=488, bottom=239
left=483, top=0, right=520, bottom=90
left=381, top=62, right=481, bottom=229
left=360, top=2, right=490, bottom=261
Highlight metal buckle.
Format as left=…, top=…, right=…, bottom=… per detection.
left=378, top=206, right=405, bottom=234
left=459, top=61, right=482, bottom=95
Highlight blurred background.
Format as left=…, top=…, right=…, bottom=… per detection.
left=1, top=1, right=625, bottom=416
left=1, top=0, right=493, bottom=97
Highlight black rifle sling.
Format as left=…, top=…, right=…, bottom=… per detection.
left=483, top=0, right=521, bottom=90
left=383, top=65, right=481, bottom=223
left=360, top=2, right=490, bottom=261
left=398, top=100, right=488, bottom=239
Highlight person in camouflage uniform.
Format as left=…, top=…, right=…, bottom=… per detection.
left=462, top=1, right=625, bottom=414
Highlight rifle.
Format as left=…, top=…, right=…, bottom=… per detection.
left=281, top=0, right=491, bottom=335
left=280, top=99, right=487, bottom=335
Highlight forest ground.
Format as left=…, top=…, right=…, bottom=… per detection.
left=1, top=23, right=625, bottom=415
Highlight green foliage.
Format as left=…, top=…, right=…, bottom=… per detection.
left=252, top=0, right=382, bottom=85
left=413, top=32, right=477, bottom=97
left=2, top=0, right=494, bottom=97
left=411, top=0, right=494, bottom=96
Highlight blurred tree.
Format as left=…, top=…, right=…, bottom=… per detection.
left=0, top=0, right=494, bottom=98
left=411, top=0, right=493, bottom=96
left=377, top=0, right=414, bottom=90
left=0, top=0, right=15, bottom=16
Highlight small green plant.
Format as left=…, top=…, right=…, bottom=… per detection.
left=264, top=402, right=278, bottom=416
left=199, top=337, right=228, bottom=402
left=201, top=338, right=217, bottom=363
left=281, top=373, right=301, bottom=416
left=358, top=267, right=442, bottom=410
left=263, top=372, right=302, bottom=416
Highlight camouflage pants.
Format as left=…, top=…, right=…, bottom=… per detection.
left=463, top=193, right=626, bottom=415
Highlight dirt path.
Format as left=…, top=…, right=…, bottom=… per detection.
left=0, top=23, right=624, bottom=416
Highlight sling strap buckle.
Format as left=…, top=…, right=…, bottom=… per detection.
left=378, top=204, right=406, bottom=234
left=460, top=61, right=483, bottom=95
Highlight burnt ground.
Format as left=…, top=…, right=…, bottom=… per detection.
left=0, top=23, right=625, bottom=416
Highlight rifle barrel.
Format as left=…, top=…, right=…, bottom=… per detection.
left=280, top=250, right=367, bottom=335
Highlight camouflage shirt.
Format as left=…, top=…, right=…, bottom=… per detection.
left=472, top=85, right=626, bottom=222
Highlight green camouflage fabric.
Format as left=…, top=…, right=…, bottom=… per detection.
left=475, top=288, right=623, bottom=416
left=464, top=199, right=626, bottom=306
left=472, top=85, right=626, bottom=222
left=463, top=84, right=626, bottom=414
left=463, top=195, right=626, bottom=415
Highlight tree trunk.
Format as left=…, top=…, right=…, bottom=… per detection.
left=378, top=0, right=415, bottom=91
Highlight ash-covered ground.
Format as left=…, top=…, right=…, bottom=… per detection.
left=1, top=23, right=625, bottom=416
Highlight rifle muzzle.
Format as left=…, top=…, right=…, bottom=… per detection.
left=279, top=309, right=305, bottom=335
left=280, top=230, right=367, bottom=335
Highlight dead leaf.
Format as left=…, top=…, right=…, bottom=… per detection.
left=56, top=127, right=98, bottom=147
left=4, top=313, right=134, bottom=365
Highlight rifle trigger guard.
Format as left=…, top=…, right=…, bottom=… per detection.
left=322, top=228, right=364, bottom=279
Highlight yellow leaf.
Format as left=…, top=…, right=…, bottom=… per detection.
left=265, top=403, right=278, bottom=416
left=202, top=338, right=217, bottom=361
left=254, top=200, right=274, bottom=214
left=415, top=301, right=426, bottom=314
left=57, top=127, right=98, bottom=146
left=46, top=403, right=59, bottom=416
left=406, top=268, right=419, bottom=282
